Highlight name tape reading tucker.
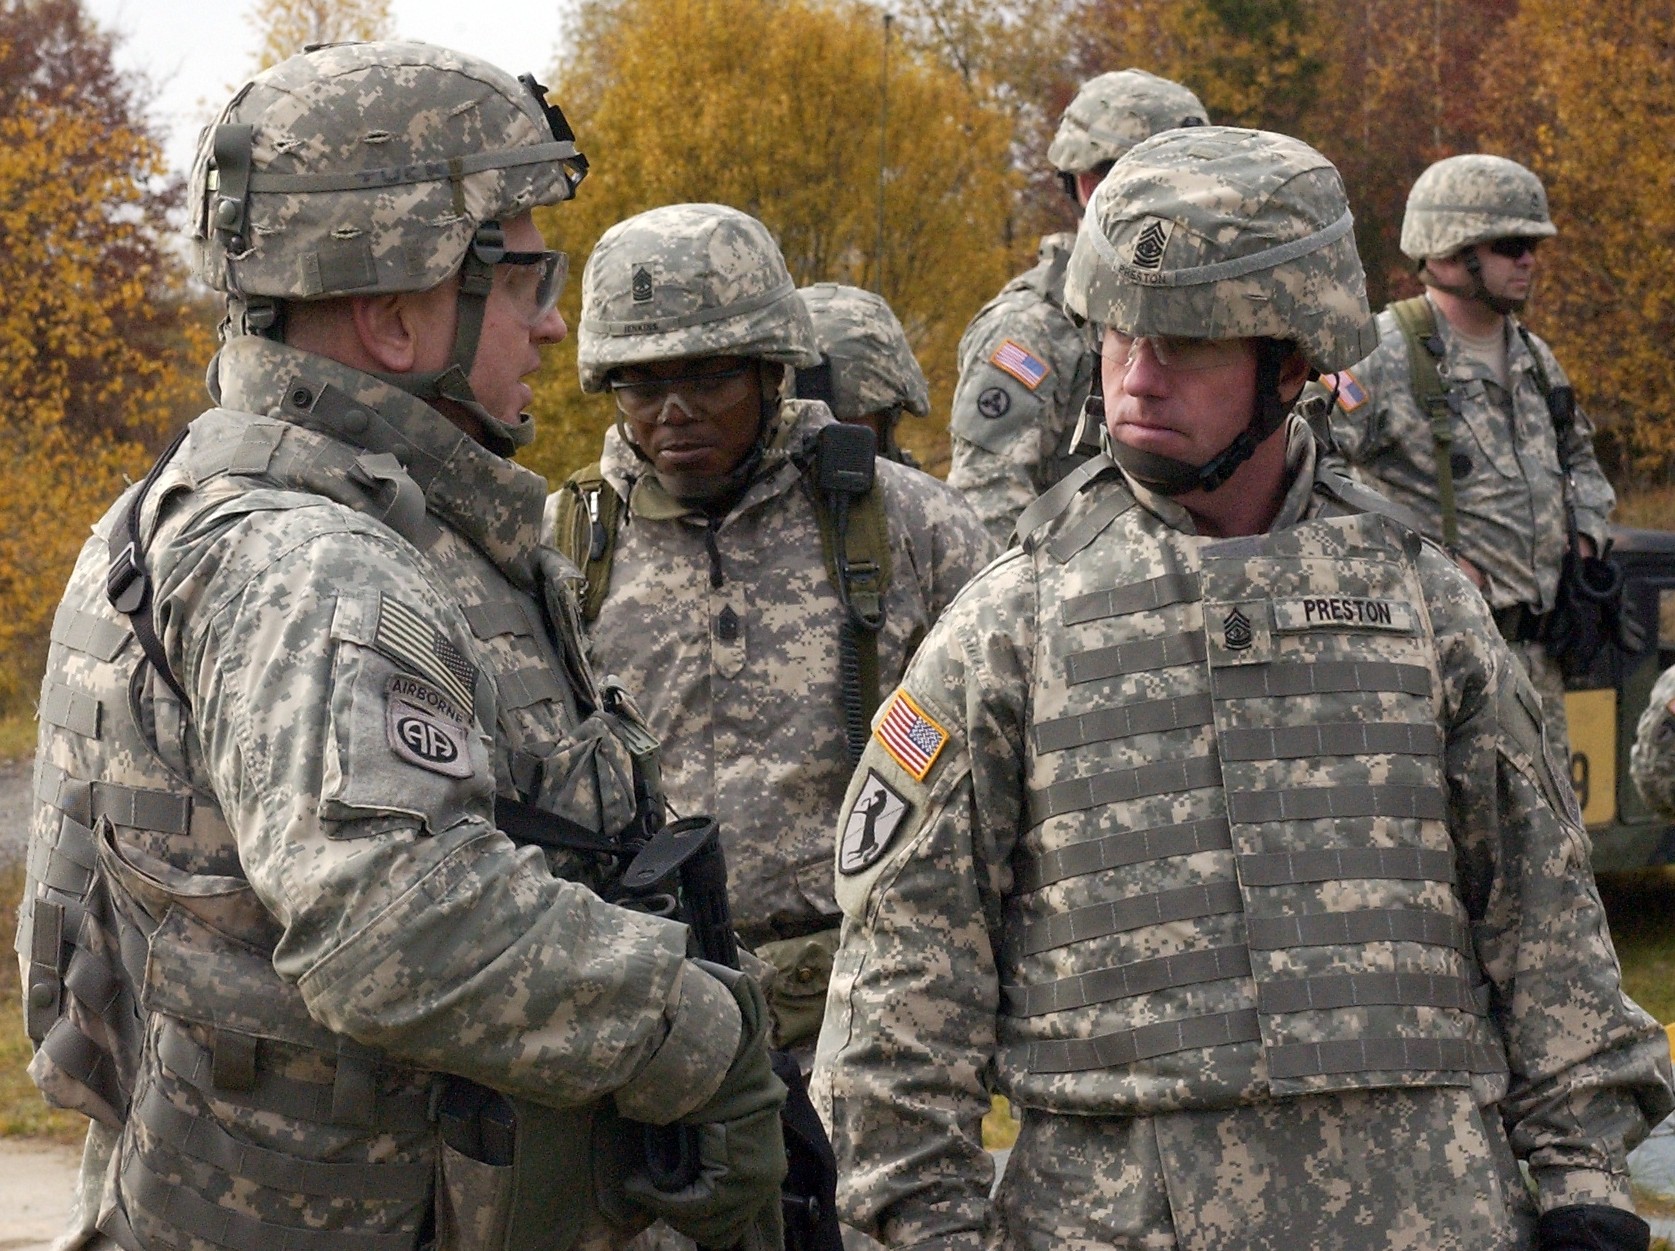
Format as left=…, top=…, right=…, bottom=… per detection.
left=875, top=689, right=949, bottom=781
left=1271, top=596, right=1415, bottom=633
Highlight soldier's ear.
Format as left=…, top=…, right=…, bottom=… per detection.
left=352, top=281, right=458, bottom=374
left=1278, top=346, right=1310, bottom=404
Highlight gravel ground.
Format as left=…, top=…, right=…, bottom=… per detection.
left=0, top=756, right=32, bottom=868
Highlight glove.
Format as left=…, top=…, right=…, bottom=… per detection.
left=1536, top=1204, right=1651, bottom=1251
left=622, top=961, right=788, bottom=1248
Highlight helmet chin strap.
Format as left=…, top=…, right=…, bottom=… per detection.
left=1106, top=340, right=1294, bottom=497
left=1420, top=252, right=1525, bottom=316
left=370, top=221, right=536, bottom=459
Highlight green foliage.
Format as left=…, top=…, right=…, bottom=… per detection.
left=522, top=0, right=1021, bottom=484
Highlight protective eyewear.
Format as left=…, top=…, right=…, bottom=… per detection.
left=1103, top=331, right=1249, bottom=375
left=609, top=366, right=754, bottom=422
left=1486, top=237, right=1541, bottom=260
left=498, top=249, right=568, bottom=325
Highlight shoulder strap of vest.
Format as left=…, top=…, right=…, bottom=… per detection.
left=809, top=423, right=893, bottom=764
left=106, top=426, right=194, bottom=707
left=1513, top=324, right=1581, bottom=540
left=1389, top=295, right=1460, bottom=550
left=1012, top=445, right=1117, bottom=549
left=549, top=463, right=621, bottom=626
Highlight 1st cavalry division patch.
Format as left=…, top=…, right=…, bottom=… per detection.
left=875, top=689, right=949, bottom=781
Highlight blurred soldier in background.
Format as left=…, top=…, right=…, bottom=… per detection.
left=548, top=204, right=993, bottom=1061
left=1316, top=154, right=1615, bottom=761
left=946, top=68, right=1207, bottom=542
left=796, top=282, right=930, bottom=468
left=19, top=43, right=784, bottom=1251
left=815, top=127, right=1670, bottom=1251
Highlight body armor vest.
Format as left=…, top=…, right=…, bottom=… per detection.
left=21, top=369, right=654, bottom=1250
left=996, top=475, right=1507, bottom=1116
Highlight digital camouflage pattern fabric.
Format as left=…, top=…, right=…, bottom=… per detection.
left=813, top=422, right=1672, bottom=1250
left=556, top=399, right=994, bottom=960
left=1631, top=662, right=1675, bottom=815
left=1400, top=154, right=1557, bottom=261
left=1318, top=302, right=1614, bottom=755
left=576, top=202, right=819, bottom=392
left=796, top=282, right=930, bottom=422
left=26, top=335, right=748, bottom=1251
left=947, top=71, right=1207, bottom=544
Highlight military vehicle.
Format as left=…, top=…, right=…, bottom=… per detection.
left=1564, top=526, right=1675, bottom=871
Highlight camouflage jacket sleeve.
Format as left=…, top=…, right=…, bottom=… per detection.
left=1630, top=663, right=1675, bottom=816
left=813, top=551, right=1036, bottom=1250
left=878, top=460, right=999, bottom=628
left=1528, top=336, right=1615, bottom=550
left=946, top=284, right=1096, bottom=545
left=1428, top=544, right=1673, bottom=1210
left=156, top=497, right=739, bottom=1121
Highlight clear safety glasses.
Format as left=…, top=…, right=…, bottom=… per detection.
left=609, top=366, right=754, bottom=423
left=498, top=249, right=568, bottom=326
left=1102, top=331, right=1250, bottom=376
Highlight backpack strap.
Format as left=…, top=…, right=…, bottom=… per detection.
left=549, top=463, right=622, bottom=625
left=1388, top=295, right=1460, bottom=550
left=106, top=426, right=194, bottom=706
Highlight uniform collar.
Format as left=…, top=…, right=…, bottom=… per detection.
left=212, top=336, right=548, bottom=588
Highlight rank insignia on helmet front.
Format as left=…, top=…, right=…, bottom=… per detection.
left=631, top=264, right=653, bottom=303
left=874, top=689, right=949, bottom=781
left=839, top=769, right=911, bottom=875
left=1130, top=218, right=1173, bottom=271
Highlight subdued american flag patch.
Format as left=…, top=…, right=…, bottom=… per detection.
left=874, top=689, right=949, bottom=781
left=990, top=339, right=1050, bottom=390
left=375, top=597, right=477, bottom=717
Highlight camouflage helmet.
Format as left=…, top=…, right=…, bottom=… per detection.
left=577, top=203, right=820, bottom=392
left=1047, top=69, right=1209, bottom=174
left=1064, top=126, right=1376, bottom=373
left=795, top=283, right=930, bottom=421
left=1400, top=153, right=1557, bottom=260
left=189, top=41, right=587, bottom=302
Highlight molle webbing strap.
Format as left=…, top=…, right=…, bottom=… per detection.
left=1033, top=693, right=1214, bottom=755
left=1268, top=1036, right=1506, bottom=1080
left=1067, top=632, right=1208, bottom=686
left=1212, top=660, right=1431, bottom=700
left=1389, top=295, right=1459, bottom=548
left=155, top=1021, right=432, bottom=1133
left=133, top=1084, right=432, bottom=1202
left=1011, top=454, right=1113, bottom=549
left=24, top=898, right=64, bottom=1039
left=118, top=1149, right=418, bottom=1251
left=1035, top=753, right=1222, bottom=819
left=1015, top=817, right=1233, bottom=893
left=495, top=664, right=568, bottom=712
left=1047, top=491, right=1138, bottom=565
left=463, top=598, right=539, bottom=640
left=1018, top=879, right=1243, bottom=957
left=38, top=761, right=194, bottom=837
left=38, top=681, right=100, bottom=739
left=37, top=1017, right=125, bottom=1115
left=38, top=814, right=98, bottom=895
left=1245, top=907, right=1470, bottom=954
left=1021, top=1007, right=1261, bottom=1074
left=1256, top=971, right=1486, bottom=1016
left=63, top=946, right=124, bottom=1015
left=1237, top=846, right=1454, bottom=887
left=1218, top=720, right=1442, bottom=762
left=1004, top=944, right=1252, bottom=1018
left=50, top=602, right=129, bottom=661
left=1228, top=783, right=1448, bottom=825
left=1061, top=571, right=1200, bottom=626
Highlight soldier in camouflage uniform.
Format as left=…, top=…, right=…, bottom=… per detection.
left=1630, top=666, right=1675, bottom=815
left=549, top=204, right=993, bottom=1054
left=946, top=69, right=1207, bottom=543
left=16, top=44, right=786, bottom=1251
left=813, top=128, right=1671, bottom=1251
left=1316, top=154, right=1615, bottom=761
left=796, top=282, right=929, bottom=467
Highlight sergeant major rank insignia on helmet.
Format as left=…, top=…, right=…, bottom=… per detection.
left=631, top=263, right=653, bottom=303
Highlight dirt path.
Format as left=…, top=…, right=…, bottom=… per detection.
left=0, top=1137, right=80, bottom=1250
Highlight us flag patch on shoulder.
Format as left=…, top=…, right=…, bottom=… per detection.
left=990, top=339, right=1050, bottom=390
left=375, top=597, right=477, bottom=719
left=874, top=689, right=949, bottom=781
left=1321, top=369, right=1368, bottom=412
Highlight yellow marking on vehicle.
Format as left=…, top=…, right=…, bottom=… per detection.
left=1566, top=687, right=1618, bottom=827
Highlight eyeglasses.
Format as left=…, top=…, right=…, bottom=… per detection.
left=498, top=250, right=568, bottom=325
left=1486, top=237, right=1542, bottom=260
left=609, top=365, right=754, bottom=422
left=1102, top=331, right=1249, bottom=375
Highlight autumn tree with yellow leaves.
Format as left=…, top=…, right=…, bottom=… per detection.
left=522, top=0, right=1021, bottom=481
left=250, top=0, right=392, bottom=71
left=0, top=0, right=212, bottom=708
